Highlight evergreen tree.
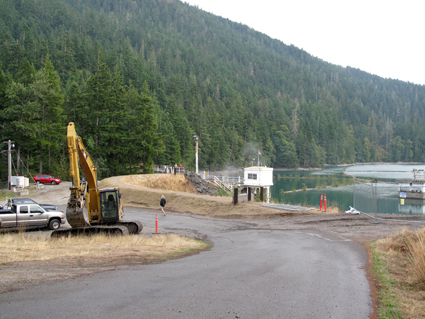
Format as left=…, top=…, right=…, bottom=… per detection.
left=273, top=126, right=298, bottom=168
left=33, top=55, right=64, bottom=172
left=4, top=79, right=39, bottom=172
left=104, top=67, right=126, bottom=175
left=14, top=58, right=36, bottom=87
left=85, top=49, right=113, bottom=172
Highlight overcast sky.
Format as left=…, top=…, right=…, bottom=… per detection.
left=183, top=0, right=425, bottom=85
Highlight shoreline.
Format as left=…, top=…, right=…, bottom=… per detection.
left=274, top=161, right=425, bottom=171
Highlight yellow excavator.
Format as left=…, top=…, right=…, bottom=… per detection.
left=52, top=122, right=143, bottom=236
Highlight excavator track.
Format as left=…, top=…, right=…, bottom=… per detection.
left=51, top=225, right=129, bottom=238
left=116, top=220, right=143, bottom=234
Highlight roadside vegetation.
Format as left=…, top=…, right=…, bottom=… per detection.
left=0, top=231, right=210, bottom=293
left=373, top=227, right=425, bottom=318
left=0, top=232, right=207, bottom=264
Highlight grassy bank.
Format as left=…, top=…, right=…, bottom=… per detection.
left=373, top=228, right=425, bottom=318
left=0, top=232, right=207, bottom=264
left=0, top=232, right=211, bottom=293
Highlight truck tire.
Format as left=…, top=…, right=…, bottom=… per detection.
left=51, top=181, right=56, bottom=185
left=48, top=219, right=61, bottom=230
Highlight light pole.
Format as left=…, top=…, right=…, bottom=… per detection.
left=193, top=135, right=198, bottom=175
left=3, top=140, right=14, bottom=190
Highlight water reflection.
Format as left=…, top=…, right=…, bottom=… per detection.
left=271, top=165, right=425, bottom=215
left=274, top=170, right=353, bottom=193
left=399, top=199, right=425, bottom=215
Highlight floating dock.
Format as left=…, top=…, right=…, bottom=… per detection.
left=399, top=169, right=425, bottom=199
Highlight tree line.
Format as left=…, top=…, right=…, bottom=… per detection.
left=0, top=0, right=424, bottom=182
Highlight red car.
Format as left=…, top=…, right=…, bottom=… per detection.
left=33, top=174, right=62, bottom=185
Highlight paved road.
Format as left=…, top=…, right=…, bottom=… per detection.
left=0, top=208, right=372, bottom=318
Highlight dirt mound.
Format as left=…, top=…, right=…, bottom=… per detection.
left=121, top=174, right=196, bottom=193
left=184, top=171, right=218, bottom=195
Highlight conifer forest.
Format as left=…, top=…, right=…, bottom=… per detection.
left=1, top=0, right=425, bottom=182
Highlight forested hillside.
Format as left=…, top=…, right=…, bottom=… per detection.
left=1, top=0, right=424, bottom=181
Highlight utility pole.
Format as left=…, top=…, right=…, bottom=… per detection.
left=193, top=135, right=198, bottom=175
left=4, top=140, right=14, bottom=190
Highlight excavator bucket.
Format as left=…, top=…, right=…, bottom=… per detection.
left=66, top=188, right=91, bottom=227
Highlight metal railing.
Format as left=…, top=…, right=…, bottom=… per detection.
left=213, top=176, right=233, bottom=194
left=205, top=173, right=243, bottom=183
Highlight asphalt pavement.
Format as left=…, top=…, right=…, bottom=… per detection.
left=0, top=207, right=372, bottom=318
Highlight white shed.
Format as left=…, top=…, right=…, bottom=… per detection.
left=243, top=166, right=273, bottom=187
left=241, top=166, right=273, bottom=203
left=11, top=176, right=29, bottom=188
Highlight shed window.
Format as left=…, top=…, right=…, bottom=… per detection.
left=248, top=173, right=257, bottom=180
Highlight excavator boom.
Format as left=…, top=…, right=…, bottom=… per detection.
left=66, top=122, right=102, bottom=227
left=66, top=122, right=91, bottom=227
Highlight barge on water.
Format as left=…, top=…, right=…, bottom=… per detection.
left=399, top=169, right=425, bottom=199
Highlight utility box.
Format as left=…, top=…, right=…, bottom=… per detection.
left=11, top=176, right=29, bottom=188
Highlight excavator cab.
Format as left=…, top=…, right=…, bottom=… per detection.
left=100, top=188, right=121, bottom=223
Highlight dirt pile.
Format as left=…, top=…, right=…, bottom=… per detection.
left=120, top=174, right=195, bottom=193
left=184, top=171, right=218, bottom=195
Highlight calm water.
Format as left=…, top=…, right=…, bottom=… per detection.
left=271, top=164, right=425, bottom=215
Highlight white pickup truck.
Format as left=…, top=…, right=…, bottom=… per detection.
left=0, top=204, right=66, bottom=230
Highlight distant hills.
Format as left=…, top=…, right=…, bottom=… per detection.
left=0, top=0, right=424, bottom=180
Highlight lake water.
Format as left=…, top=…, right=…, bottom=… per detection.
left=271, top=164, right=425, bottom=215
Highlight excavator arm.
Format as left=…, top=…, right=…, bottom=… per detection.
left=66, top=122, right=101, bottom=227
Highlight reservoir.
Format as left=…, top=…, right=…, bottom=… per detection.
left=271, top=164, right=425, bottom=215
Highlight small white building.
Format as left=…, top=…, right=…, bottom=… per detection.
left=242, top=166, right=273, bottom=202
left=11, top=176, right=29, bottom=188
left=243, top=166, right=273, bottom=187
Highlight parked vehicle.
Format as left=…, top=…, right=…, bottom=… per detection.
left=6, top=198, right=57, bottom=211
left=33, top=174, right=62, bottom=185
left=0, top=204, right=66, bottom=230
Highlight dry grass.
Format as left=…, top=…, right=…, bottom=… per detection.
left=377, top=227, right=425, bottom=288
left=121, top=174, right=196, bottom=193
left=375, top=227, right=425, bottom=317
left=101, top=175, right=322, bottom=218
left=0, top=232, right=203, bottom=263
left=322, top=206, right=341, bottom=214
left=0, top=232, right=209, bottom=293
